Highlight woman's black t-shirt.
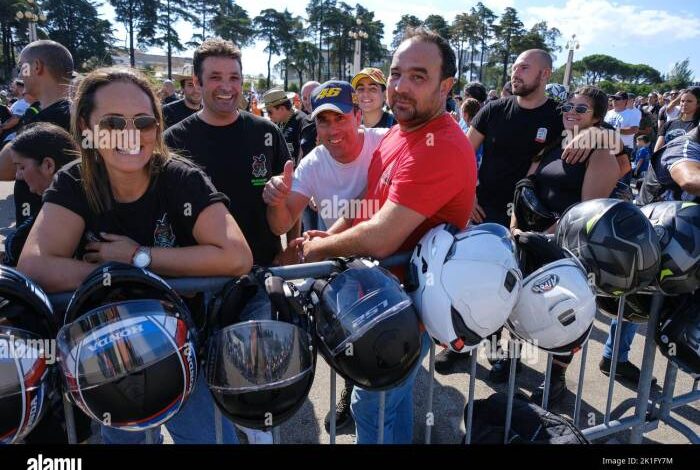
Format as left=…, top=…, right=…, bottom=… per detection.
left=534, top=141, right=587, bottom=216
left=43, top=157, right=228, bottom=258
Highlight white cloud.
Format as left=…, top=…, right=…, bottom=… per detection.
left=526, top=0, right=700, bottom=50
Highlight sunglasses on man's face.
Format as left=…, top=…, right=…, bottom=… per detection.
left=98, top=115, right=159, bottom=131
left=561, top=103, right=592, bottom=114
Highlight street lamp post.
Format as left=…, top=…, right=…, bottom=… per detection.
left=348, top=18, right=368, bottom=78
left=15, top=0, right=46, bottom=43
left=562, top=34, right=580, bottom=90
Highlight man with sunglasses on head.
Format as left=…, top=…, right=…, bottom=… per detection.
left=162, top=65, right=202, bottom=129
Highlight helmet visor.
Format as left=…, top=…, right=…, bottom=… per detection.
left=206, top=320, right=314, bottom=393
left=317, top=268, right=413, bottom=355
left=57, top=299, right=195, bottom=392
left=0, top=327, right=48, bottom=399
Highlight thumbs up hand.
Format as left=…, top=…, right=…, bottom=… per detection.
left=263, top=160, right=294, bottom=207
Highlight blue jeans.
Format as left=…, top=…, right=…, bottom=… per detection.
left=101, top=368, right=238, bottom=444
left=603, top=320, right=638, bottom=363
left=350, top=332, right=431, bottom=444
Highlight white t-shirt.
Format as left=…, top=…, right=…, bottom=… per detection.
left=604, top=108, right=641, bottom=147
left=292, top=126, right=388, bottom=228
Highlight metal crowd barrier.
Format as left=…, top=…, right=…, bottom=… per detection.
left=48, top=254, right=699, bottom=445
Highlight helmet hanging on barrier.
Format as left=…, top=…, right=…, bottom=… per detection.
left=205, top=268, right=316, bottom=430
left=555, top=199, right=661, bottom=296
left=513, top=177, right=558, bottom=233
left=0, top=266, right=56, bottom=444
left=641, top=201, right=700, bottom=295
left=596, top=293, right=656, bottom=324
left=407, top=223, right=521, bottom=353
left=57, top=262, right=198, bottom=431
left=313, top=258, right=422, bottom=390
left=656, top=291, right=700, bottom=376
left=507, top=232, right=596, bottom=354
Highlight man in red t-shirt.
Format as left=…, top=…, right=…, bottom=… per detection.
left=291, top=28, right=477, bottom=444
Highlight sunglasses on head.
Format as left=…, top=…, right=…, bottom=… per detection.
left=98, top=115, right=158, bottom=131
left=561, top=103, right=592, bottom=114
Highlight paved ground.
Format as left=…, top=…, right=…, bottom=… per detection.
left=1, top=180, right=696, bottom=444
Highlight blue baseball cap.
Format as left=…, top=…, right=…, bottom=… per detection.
left=310, top=81, right=359, bottom=119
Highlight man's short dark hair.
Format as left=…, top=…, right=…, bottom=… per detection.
left=22, top=40, right=74, bottom=84
left=636, top=135, right=650, bottom=144
left=193, top=38, right=242, bottom=84
left=401, top=27, right=456, bottom=81
left=463, top=82, right=487, bottom=104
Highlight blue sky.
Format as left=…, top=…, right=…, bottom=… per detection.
left=100, top=0, right=700, bottom=82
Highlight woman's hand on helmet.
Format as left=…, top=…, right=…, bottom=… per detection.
left=83, top=232, right=139, bottom=265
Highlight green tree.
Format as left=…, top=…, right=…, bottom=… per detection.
left=515, top=21, right=561, bottom=57
left=391, top=14, right=421, bottom=49
left=577, top=54, right=628, bottom=84
left=148, top=0, right=198, bottom=78
left=1, top=0, right=31, bottom=79
left=211, top=1, right=254, bottom=48
left=450, top=13, right=477, bottom=90
left=471, top=2, right=496, bottom=82
left=667, top=58, right=694, bottom=89
left=423, top=14, right=449, bottom=40
left=43, top=0, right=115, bottom=71
left=254, top=8, right=299, bottom=89
left=492, top=7, right=525, bottom=86
left=188, top=0, right=218, bottom=46
left=355, top=4, right=385, bottom=69
left=109, top=0, right=158, bottom=67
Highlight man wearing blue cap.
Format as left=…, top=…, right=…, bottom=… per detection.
left=288, top=28, right=478, bottom=443
left=263, top=81, right=389, bottom=433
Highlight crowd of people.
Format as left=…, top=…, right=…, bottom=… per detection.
left=0, top=27, right=698, bottom=445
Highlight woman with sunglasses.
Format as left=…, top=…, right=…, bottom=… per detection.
left=654, top=87, right=700, bottom=152
left=509, top=86, right=620, bottom=404
left=18, top=67, right=252, bottom=444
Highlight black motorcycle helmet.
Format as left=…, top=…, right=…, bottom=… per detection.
left=312, top=258, right=422, bottom=391
left=205, top=268, right=316, bottom=430
left=57, top=262, right=198, bottom=431
left=656, top=291, right=700, bottom=376
left=595, top=293, right=656, bottom=324
left=513, top=176, right=558, bottom=232
left=641, top=201, right=700, bottom=295
left=0, top=266, right=56, bottom=444
left=555, top=198, right=660, bottom=295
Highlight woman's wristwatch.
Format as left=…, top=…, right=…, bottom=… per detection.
left=132, top=246, right=152, bottom=268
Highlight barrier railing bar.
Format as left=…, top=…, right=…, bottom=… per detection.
left=329, top=371, right=336, bottom=444
left=573, top=341, right=589, bottom=428
left=541, top=354, right=553, bottom=410
left=581, top=415, right=644, bottom=441
left=464, top=349, right=477, bottom=444
left=62, top=393, right=78, bottom=444
left=503, top=340, right=520, bottom=444
left=424, top=342, right=436, bottom=444
left=604, top=295, right=626, bottom=424
left=629, top=293, right=663, bottom=443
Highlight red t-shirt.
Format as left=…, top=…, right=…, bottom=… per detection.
left=355, top=112, right=477, bottom=254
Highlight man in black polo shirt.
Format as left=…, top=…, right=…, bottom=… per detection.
left=165, top=38, right=291, bottom=269
left=0, top=40, right=73, bottom=227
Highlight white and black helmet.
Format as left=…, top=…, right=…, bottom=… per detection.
left=507, top=233, right=596, bottom=355
left=407, top=223, right=522, bottom=353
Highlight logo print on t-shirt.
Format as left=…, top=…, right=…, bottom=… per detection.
left=535, top=127, right=548, bottom=143
left=153, top=213, right=176, bottom=247
left=252, top=154, right=268, bottom=178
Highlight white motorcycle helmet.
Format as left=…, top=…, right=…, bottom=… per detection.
left=407, top=223, right=522, bottom=353
left=507, top=233, right=596, bottom=355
